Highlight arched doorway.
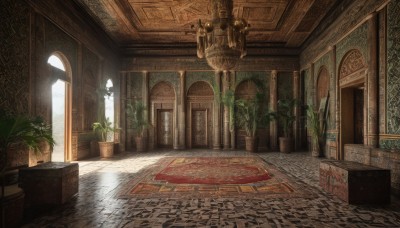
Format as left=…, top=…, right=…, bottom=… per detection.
left=338, top=49, right=366, bottom=160
left=150, top=81, right=176, bottom=149
left=186, top=81, right=214, bottom=148
left=48, top=53, right=72, bottom=162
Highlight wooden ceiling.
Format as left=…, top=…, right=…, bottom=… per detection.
left=76, top=0, right=339, bottom=48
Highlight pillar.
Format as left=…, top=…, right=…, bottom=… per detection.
left=270, top=70, right=278, bottom=151
left=120, top=72, right=127, bottom=152
left=213, top=71, right=222, bottom=150
left=293, top=71, right=300, bottom=151
left=177, top=71, right=186, bottom=149
left=142, top=71, right=150, bottom=150
left=223, top=70, right=231, bottom=150
left=367, top=13, right=379, bottom=147
left=231, top=71, right=236, bottom=149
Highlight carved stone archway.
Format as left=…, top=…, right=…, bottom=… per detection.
left=186, top=81, right=214, bottom=148
left=150, top=81, right=176, bottom=149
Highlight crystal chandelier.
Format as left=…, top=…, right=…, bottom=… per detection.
left=196, top=0, right=250, bottom=71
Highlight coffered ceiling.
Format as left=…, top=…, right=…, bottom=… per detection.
left=76, top=0, right=339, bottom=48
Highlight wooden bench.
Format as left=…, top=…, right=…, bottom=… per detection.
left=320, top=160, right=390, bottom=204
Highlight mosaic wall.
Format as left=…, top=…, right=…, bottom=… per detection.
left=127, top=72, right=143, bottom=99
left=186, top=71, right=214, bottom=92
left=386, top=1, right=400, bottom=136
left=0, top=0, right=30, bottom=115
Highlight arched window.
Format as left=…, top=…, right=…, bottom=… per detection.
left=48, top=54, right=72, bottom=162
left=104, top=79, right=114, bottom=126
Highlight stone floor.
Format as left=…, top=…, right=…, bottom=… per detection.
left=22, top=150, right=400, bottom=227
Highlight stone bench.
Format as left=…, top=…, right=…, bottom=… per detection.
left=320, top=160, right=390, bottom=204
left=19, top=162, right=79, bottom=207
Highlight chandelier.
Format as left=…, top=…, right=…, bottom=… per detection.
left=196, top=0, right=250, bottom=71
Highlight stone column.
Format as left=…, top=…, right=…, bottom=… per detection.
left=293, top=71, right=300, bottom=151
left=222, top=71, right=231, bottom=150
left=142, top=71, right=150, bottom=150
left=367, top=13, right=379, bottom=147
left=119, top=72, right=127, bottom=152
left=270, top=70, right=278, bottom=151
left=213, top=71, right=222, bottom=150
left=231, top=71, right=236, bottom=149
left=177, top=71, right=186, bottom=149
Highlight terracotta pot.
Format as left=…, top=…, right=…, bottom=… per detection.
left=98, top=142, right=114, bottom=158
left=245, top=136, right=258, bottom=152
left=279, top=137, right=292, bottom=153
left=135, top=136, right=147, bottom=152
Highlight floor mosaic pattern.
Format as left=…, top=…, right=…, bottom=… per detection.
left=21, top=150, right=400, bottom=227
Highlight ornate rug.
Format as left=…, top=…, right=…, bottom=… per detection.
left=119, top=156, right=314, bottom=199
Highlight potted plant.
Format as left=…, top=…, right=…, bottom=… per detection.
left=92, top=117, right=115, bottom=158
left=307, top=105, right=325, bottom=157
left=273, top=99, right=297, bottom=153
left=235, top=93, right=268, bottom=152
left=0, top=110, right=55, bottom=228
left=126, top=100, right=150, bottom=152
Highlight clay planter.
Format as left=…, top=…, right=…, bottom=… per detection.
left=98, top=142, right=114, bottom=158
left=135, top=136, right=147, bottom=152
left=279, top=137, right=292, bottom=153
left=245, top=136, right=258, bottom=152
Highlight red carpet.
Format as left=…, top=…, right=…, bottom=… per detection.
left=154, top=157, right=270, bottom=184
left=119, top=156, right=314, bottom=198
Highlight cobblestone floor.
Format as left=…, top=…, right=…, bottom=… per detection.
left=22, top=150, right=400, bottom=227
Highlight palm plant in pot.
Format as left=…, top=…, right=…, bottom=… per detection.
left=0, top=110, right=55, bottom=227
left=126, top=100, right=150, bottom=152
left=273, top=99, right=297, bottom=153
left=92, top=117, right=115, bottom=158
left=306, top=105, right=325, bottom=157
left=235, top=94, right=267, bottom=152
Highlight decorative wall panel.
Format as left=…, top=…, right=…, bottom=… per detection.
left=83, top=47, right=99, bottom=131
left=386, top=1, right=400, bottom=136
left=303, top=68, right=312, bottom=106
left=127, top=72, right=143, bottom=99
left=0, top=0, right=30, bottom=115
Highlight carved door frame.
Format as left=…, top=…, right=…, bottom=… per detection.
left=186, top=81, right=214, bottom=149
left=338, top=49, right=367, bottom=160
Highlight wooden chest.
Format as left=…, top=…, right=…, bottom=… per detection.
left=320, top=160, right=390, bottom=204
left=19, top=162, right=79, bottom=206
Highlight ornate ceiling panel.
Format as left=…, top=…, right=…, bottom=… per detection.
left=76, top=0, right=338, bottom=48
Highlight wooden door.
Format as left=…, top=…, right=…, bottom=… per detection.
left=157, top=110, right=173, bottom=148
left=192, top=110, right=207, bottom=147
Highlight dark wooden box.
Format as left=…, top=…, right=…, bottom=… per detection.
left=19, top=162, right=79, bottom=206
left=320, top=160, right=390, bottom=204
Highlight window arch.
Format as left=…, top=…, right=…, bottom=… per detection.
left=47, top=53, right=72, bottom=162
left=104, top=79, right=114, bottom=128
